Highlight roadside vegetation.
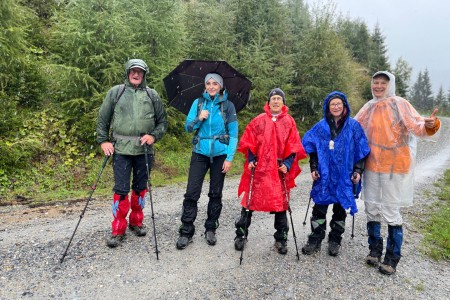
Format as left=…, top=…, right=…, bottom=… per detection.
left=1, top=0, right=449, bottom=204
left=421, top=169, right=450, bottom=260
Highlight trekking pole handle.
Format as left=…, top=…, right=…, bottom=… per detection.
left=352, top=172, right=358, bottom=196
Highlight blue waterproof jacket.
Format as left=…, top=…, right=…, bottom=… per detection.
left=185, top=90, right=238, bottom=161
left=302, top=91, right=370, bottom=215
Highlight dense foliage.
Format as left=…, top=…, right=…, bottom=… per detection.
left=0, top=0, right=447, bottom=201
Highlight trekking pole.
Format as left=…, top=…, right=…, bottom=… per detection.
left=302, top=171, right=317, bottom=226
left=302, top=195, right=312, bottom=226
left=351, top=172, right=357, bottom=239
left=278, top=159, right=300, bottom=261
left=60, top=155, right=111, bottom=264
left=144, top=144, right=160, bottom=260
left=240, top=167, right=255, bottom=265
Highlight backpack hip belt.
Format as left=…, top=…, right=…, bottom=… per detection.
left=196, top=134, right=229, bottom=163
left=112, top=133, right=141, bottom=147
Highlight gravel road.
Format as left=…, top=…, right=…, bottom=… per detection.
left=1, top=118, right=449, bottom=300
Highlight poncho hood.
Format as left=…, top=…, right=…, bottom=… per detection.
left=372, top=70, right=396, bottom=101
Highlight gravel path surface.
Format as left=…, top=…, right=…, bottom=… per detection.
left=1, top=118, right=449, bottom=299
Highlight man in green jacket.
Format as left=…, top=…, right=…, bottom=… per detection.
left=97, top=59, right=168, bottom=248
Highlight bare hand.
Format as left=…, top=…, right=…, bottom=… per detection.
left=424, top=108, right=438, bottom=128
left=278, top=164, right=287, bottom=174
left=199, top=110, right=209, bottom=121
left=311, top=171, right=320, bottom=181
left=101, top=142, right=114, bottom=156
left=351, top=172, right=361, bottom=184
left=140, top=134, right=155, bottom=145
left=222, top=160, right=232, bottom=173
left=248, top=161, right=257, bottom=170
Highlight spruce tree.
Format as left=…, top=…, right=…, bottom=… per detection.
left=368, top=24, right=390, bottom=74
left=337, top=18, right=371, bottom=66
left=411, top=69, right=434, bottom=112
left=434, top=86, right=445, bottom=108
left=393, top=57, right=412, bottom=98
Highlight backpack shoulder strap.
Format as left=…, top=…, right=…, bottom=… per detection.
left=220, top=100, right=229, bottom=135
left=145, top=87, right=159, bottom=105
left=115, top=85, right=158, bottom=107
left=114, top=84, right=126, bottom=106
left=197, top=97, right=205, bottom=117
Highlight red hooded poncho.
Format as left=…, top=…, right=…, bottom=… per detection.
left=238, top=103, right=306, bottom=212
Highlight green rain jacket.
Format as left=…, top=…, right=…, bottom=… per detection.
left=96, top=59, right=168, bottom=155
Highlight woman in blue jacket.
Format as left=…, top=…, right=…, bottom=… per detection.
left=176, top=73, right=238, bottom=249
left=301, top=91, right=370, bottom=256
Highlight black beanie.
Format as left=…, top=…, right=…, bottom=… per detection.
left=268, top=88, right=286, bottom=104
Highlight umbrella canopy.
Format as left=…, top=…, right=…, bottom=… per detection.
left=163, top=59, right=252, bottom=115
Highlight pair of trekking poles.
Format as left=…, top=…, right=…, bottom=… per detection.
left=239, top=159, right=300, bottom=265
left=302, top=172, right=358, bottom=238
left=60, top=145, right=159, bottom=263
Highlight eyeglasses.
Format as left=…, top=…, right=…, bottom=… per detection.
left=270, top=96, right=283, bottom=102
left=130, top=68, right=144, bottom=74
left=329, top=102, right=343, bottom=108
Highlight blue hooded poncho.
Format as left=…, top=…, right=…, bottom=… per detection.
left=302, top=91, right=370, bottom=215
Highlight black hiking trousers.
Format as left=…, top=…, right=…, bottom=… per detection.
left=235, top=207, right=289, bottom=241
left=179, top=152, right=227, bottom=237
left=310, top=203, right=347, bottom=244
left=113, top=153, right=153, bottom=195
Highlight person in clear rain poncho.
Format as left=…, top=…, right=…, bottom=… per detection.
left=301, top=91, right=370, bottom=257
left=355, top=71, right=441, bottom=275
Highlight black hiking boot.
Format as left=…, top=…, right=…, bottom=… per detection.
left=106, top=234, right=125, bottom=248
left=176, top=235, right=192, bottom=250
left=302, top=239, right=321, bottom=255
left=274, top=240, right=288, bottom=255
left=328, top=241, right=340, bottom=256
left=129, top=225, right=147, bottom=237
left=205, top=231, right=217, bottom=246
left=234, top=236, right=246, bottom=251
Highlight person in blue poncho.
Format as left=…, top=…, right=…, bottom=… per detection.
left=301, top=91, right=370, bottom=256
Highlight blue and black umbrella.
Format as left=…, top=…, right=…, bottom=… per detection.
left=163, top=59, right=252, bottom=115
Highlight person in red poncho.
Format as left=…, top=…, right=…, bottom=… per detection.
left=234, top=88, right=306, bottom=254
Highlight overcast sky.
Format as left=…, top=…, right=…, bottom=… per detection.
left=307, top=0, right=450, bottom=95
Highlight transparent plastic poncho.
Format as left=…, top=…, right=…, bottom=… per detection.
left=355, top=71, right=440, bottom=207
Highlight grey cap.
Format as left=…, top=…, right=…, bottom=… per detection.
left=204, top=73, right=224, bottom=88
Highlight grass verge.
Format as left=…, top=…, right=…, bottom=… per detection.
left=0, top=149, right=247, bottom=206
left=421, top=169, right=450, bottom=260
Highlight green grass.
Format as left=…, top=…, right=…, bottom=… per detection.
left=0, top=148, right=247, bottom=205
left=421, top=169, right=450, bottom=260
